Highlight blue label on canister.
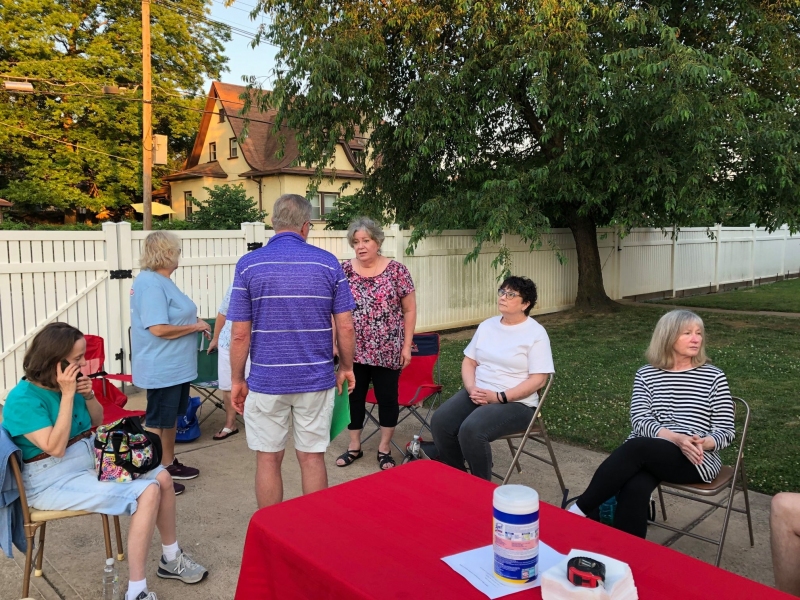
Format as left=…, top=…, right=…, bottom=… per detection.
left=493, top=507, right=540, bottom=583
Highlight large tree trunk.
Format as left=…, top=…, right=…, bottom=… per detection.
left=565, top=211, right=617, bottom=312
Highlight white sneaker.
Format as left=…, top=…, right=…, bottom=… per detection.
left=129, top=591, right=158, bottom=600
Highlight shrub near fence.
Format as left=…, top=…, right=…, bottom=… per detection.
left=1, top=222, right=798, bottom=399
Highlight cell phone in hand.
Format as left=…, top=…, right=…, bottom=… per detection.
left=60, top=360, right=81, bottom=380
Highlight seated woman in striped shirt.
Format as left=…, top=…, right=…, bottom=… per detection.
left=566, top=309, right=735, bottom=538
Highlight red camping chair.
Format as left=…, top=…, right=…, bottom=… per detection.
left=83, top=335, right=144, bottom=424
left=362, top=333, right=443, bottom=454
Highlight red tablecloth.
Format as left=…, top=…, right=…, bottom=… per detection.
left=235, top=460, right=788, bottom=600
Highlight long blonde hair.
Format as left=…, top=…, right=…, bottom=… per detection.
left=645, top=310, right=708, bottom=370
left=139, top=231, right=181, bottom=270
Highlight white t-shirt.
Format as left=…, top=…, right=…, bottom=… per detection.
left=463, top=316, right=555, bottom=407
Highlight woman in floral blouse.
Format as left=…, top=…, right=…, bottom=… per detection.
left=335, top=217, right=416, bottom=470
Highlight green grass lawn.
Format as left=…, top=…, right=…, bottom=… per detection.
left=436, top=304, right=800, bottom=496
left=653, top=277, right=800, bottom=313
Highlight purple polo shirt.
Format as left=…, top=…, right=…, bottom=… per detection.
left=227, top=232, right=355, bottom=394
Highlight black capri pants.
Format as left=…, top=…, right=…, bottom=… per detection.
left=348, top=362, right=401, bottom=430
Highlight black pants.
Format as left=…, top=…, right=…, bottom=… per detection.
left=575, top=437, right=703, bottom=538
left=348, top=362, right=401, bottom=430
left=430, top=388, right=534, bottom=481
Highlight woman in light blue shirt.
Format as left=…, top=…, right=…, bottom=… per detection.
left=130, top=231, right=211, bottom=495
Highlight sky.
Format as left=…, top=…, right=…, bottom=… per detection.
left=207, top=0, right=278, bottom=89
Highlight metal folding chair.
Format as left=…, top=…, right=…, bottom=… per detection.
left=361, top=333, right=443, bottom=454
left=191, top=321, right=230, bottom=426
left=490, top=374, right=566, bottom=497
left=4, top=432, right=124, bottom=599
left=192, top=320, right=246, bottom=428
left=648, top=396, right=754, bottom=567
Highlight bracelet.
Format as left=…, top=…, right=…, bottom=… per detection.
left=500, top=391, right=508, bottom=404
left=496, top=391, right=500, bottom=403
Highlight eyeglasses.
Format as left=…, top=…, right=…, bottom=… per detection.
left=305, top=221, right=315, bottom=230
left=497, top=289, right=520, bottom=299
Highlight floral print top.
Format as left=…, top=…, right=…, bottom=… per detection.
left=343, top=259, right=415, bottom=370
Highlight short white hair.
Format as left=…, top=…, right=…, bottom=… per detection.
left=346, top=217, right=385, bottom=248
left=272, top=194, right=312, bottom=231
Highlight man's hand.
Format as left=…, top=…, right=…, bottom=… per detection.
left=231, top=381, right=249, bottom=415
left=207, top=338, right=218, bottom=354
left=337, top=368, right=355, bottom=395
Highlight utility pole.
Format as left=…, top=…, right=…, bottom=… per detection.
left=142, top=0, right=153, bottom=230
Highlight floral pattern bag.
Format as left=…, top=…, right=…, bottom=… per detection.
left=94, top=417, right=163, bottom=482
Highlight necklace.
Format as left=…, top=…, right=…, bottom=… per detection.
left=355, top=257, right=385, bottom=277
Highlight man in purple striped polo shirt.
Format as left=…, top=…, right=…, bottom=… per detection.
left=228, top=194, right=356, bottom=508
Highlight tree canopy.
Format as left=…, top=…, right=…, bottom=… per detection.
left=249, top=0, right=800, bottom=310
left=0, top=0, right=229, bottom=215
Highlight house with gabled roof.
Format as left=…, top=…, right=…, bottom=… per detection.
left=163, top=82, right=365, bottom=221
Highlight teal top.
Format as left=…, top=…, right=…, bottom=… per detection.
left=1, top=379, right=91, bottom=460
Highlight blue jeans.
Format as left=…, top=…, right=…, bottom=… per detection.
left=431, top=389, right=534, bottom=480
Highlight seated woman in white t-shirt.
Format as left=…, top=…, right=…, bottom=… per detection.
left=431, top=276, right=554, bottom=480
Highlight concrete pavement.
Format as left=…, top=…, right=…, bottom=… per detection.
left=0, top=391, right=778, bottom=600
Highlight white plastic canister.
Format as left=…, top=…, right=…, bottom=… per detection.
left=493, top=485, right=540, bottom=584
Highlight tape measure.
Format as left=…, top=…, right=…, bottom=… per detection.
left=567, top=556, right=606, bottom=588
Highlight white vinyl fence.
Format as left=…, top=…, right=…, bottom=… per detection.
left=1, top=222, right=798, bottom=399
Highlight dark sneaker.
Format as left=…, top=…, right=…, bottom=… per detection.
left=166, top=457, right=199, bottom=480
left=157, top=549, right=209, bottom=584
left=173, top=481, right=185, bottom=496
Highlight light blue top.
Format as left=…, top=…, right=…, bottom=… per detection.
left=130, top=269, right=198, bottom=388
left=217, top=283, right=233, bottom=350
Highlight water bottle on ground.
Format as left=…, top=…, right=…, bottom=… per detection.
left=408, top=435, right=421, bottom=458
left=102, top=557, right=119, bottom=600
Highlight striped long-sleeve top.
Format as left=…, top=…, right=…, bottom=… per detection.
left=627, top=364, right=736, bottom=483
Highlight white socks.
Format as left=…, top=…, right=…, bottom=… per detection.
left=126, top=578, right=147, bottom=600
left=568, top=502, right=586, bottom=517
left=162, top=541, right=180, bottom=562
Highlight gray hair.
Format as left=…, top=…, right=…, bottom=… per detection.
left=271, top=194, right=312, bottom=231
left=646, top=309, right=708, bottom=370
left=139, top=231, right=181, bottom=270
left=347, top=217, right=385, bottom=248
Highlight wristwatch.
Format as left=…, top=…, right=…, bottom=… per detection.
left=499, top=391, right=508, bottom=404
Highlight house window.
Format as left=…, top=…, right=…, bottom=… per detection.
left=209, top=142, right=217, bottom=162
left=219, top=108, right=226, bottom=123
left=310, top=193, right=339, bottom=220
left=229, top=137, right=238, bottom=159
left=184, top=191, right=194, bottom=218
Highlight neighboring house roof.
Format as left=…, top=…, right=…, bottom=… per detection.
left=162, top=160, right=229, bottom=182
left=178, top=82, right=365, bottom=180
left=0, top=198, right=13, bottom=207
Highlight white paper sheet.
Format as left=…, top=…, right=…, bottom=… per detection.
left=442, top=542, right=567, bottom=599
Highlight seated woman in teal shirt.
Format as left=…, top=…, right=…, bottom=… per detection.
left=2, top=322, right=208, bottom=600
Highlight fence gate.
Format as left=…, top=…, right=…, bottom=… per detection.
left=0, top=225, right=128, bottom=400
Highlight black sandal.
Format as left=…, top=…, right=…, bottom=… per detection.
left=378, top=451, right=396, bottom=470
left=336, top=448, right=363, bottom=467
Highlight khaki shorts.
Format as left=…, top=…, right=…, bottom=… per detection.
left=244, top=388, right=335, bottom=453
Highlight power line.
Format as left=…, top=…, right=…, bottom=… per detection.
left=1, top=122, right=141, bottom=165
left=155, top=0, right=280, bottom=49
left=2, top=122, right=192, bottom=174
